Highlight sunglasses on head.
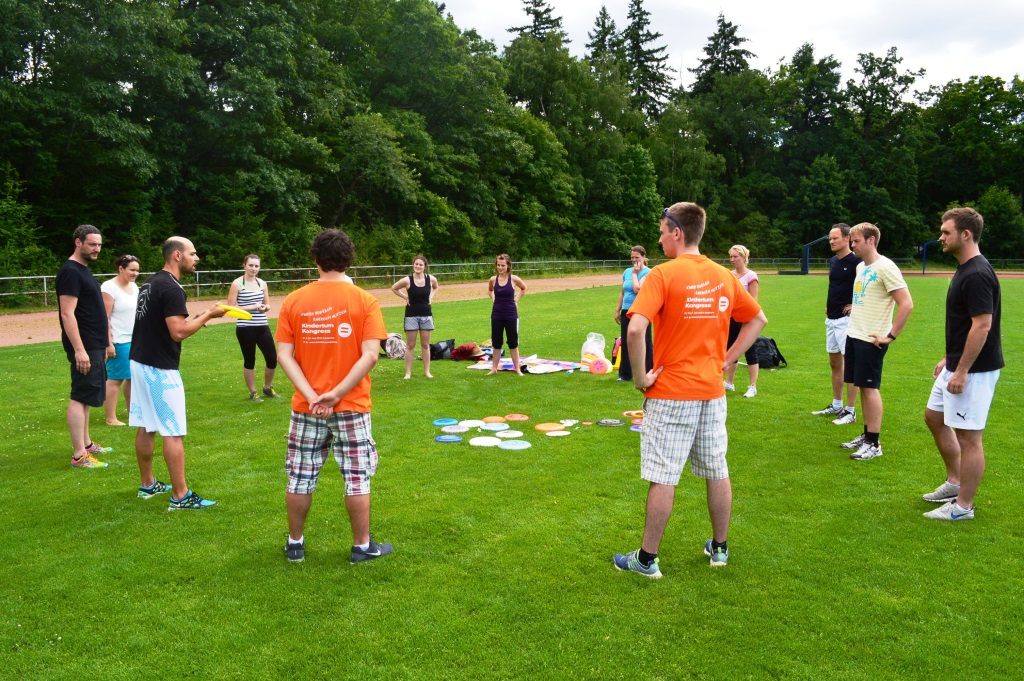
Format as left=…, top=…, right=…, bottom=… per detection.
left=661, top=209, right=682, bottom=231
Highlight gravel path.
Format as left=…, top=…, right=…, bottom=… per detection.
left=0, top=274, right=622, bottom=347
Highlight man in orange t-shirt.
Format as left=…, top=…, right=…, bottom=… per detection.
left=613, top=202, right=767, bottom=577
left=275, top=229, right=391, bottom=565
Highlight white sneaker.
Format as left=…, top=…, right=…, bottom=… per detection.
left=724, top=382, right=735, bottom=392
left=922, top=481, right=960, bottom=503
left=850, top=442, right=882, bottom=460
left=923, top=500, right=974, bottom=520
left=812, top=404, right=844, bottom=416
left=743, top=386, right=757, bottom=398
left=840, top=434, right=866, bottom=449
left=832, top=409, right=856, bottom=425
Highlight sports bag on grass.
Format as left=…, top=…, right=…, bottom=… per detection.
left=429, top=338, right=455, bottom=360
left=752, top=336, right=786, bottom=368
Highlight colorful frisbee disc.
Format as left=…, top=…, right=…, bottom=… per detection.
left=559, top=419, right=579, bottom=427
left=598, top=419, right=625, bottom=427
left=629, top=425, right=643, bottom=433
left=219, top=304, right=253, bottom=320
left=581, top=421, right=594, bottom=426
left=480, top=422, right=510, bottom=432
left=546, top=430, right=572, bottom=437
left=631, top=419, right=644, bottom=426
left=535, top=422, right=565, bottom=432
left=622, top=410, right=644, bottom=419
left=435, top=435, right=463, bottom=443
left=482, top=416, right=507, bottom=423
left=459, top=420, right=486, bottom=428
left=469, top=436, right=502, bottom=447
left=441, top=424, right=470, bottom=434
left=497, top=439, right=532, bottom=450
left=505, top=414, right=530, bottom=421
left=432, top=418, right=459, bottom=427
left=496, top=430, right=524, bottom=438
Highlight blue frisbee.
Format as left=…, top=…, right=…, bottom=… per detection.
left=435, top=435, right=463, bottom=443
left=432, top=418, right=459, bottom=427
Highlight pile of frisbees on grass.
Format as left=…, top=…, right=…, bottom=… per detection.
left=432, top=410, right=646, bottom=449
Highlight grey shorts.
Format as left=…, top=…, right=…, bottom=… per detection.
left=640, top=397, right=729, bottom=484
left=405, top=316, right=434, bottom=331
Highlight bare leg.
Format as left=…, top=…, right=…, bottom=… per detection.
left=860, top=388, right=883, bottom=433
left=105, top=379, right=125, bottom=425
left=707, top=477, right=732, bottom=543
left=287, top=492, right=313, bottom=541
left=510, top=347, right=523, bottom=376
left=747, top=363, right=759, bottom=389
left=955, top=429, right=985, bottom=508
left=346, top=493, right=371, bottom=545
left=925, top=408, right=960, bottom=484
left=421, top=329, right=433, bottom=378
left=67, top=399, right=90, bottom=458
left=243, top=368, right=256, bottom=394
left=123, top=379, right=132, bottom=415
left=162, top=435, right=188, bottom=499
left=829, top=353, right=843, bottom=401
left=640, top=482, right=676, bottom=554
left=135, top=427, right=157, bottom=487
left=488, top=348, right=500, bottom=375
left=404, top=330, right=416, bottom=379
left=846, top=383, right=859, bottom=409
left=263, top=367, right=276, bottom=391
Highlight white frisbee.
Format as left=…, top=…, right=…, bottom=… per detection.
left=469, top=436, right=502, bottom=447
left=459, top=419, right=486, bottom=428
left=546, top=430, right=572, bottom=437
left=496, top=430, right=524, bottom=438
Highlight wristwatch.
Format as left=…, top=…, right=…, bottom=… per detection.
left=886, top=332, right=897, bottom=340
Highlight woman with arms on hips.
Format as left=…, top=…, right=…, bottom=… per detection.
left=101, top=254, right=140, bottom=425
left=614, top=245, right=654, bottom=382
left=227, top=254, right=279, bottom=402
left=487, top=254, right=527, bottom=376
left=724, top=244, right=761, bottom=398
left=391, top=254, right=439, bottom=379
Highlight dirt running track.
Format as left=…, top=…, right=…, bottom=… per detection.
left=0, top=274, right=622, bottom=348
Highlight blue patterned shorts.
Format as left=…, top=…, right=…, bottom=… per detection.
left=128, top=361, right=187, bottom=437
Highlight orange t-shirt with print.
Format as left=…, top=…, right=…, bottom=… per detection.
left=627, top=254, right=761, bottom=401
left=275, top=280, right=388, bottom=413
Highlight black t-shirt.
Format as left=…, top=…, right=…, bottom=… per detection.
left=826, top=252, right=861, bottom=319
left=130, top=270, right=190, bottom=370
left=56, top=259, right=108, bottom=358
left=946, top=255, right=1003, bottom=373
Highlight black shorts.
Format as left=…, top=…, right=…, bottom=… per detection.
left=844, top=337, right=888, bottom=389
left=727, top=319, right=758, bottom=365
left=69, top=348, right=107, bottom=407
left=491, top=318, right=519, bottom=350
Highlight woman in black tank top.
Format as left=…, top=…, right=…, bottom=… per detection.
left=391, top=255, right=439, bottom=378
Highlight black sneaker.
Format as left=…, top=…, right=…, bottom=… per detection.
left=249, top=391, right=264, bottom=403
left=350, top=537, right=393, bottom=564
left=284, top=540, right=305, bottom=563
left=167, top=490, right=217, bottom=510
left=262, top=385, right=280, bottom=398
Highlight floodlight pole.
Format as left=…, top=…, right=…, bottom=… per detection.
left=802, top=235, right=830, bottom=274
left=921, top=240, right=940, bottom=275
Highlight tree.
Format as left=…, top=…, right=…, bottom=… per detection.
left=621, top=0, right=672, bottom=118
left=967, top=185, right=1024, bottom=260
left=780, top=154, right=849, bottom=247
left=585, top=6, right=624, bottom=65
left=508, top=0, right=566, bottom=42
left=688, top=13, right=755, bottom=96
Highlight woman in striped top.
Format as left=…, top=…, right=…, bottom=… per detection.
left=227, top=254, right=279, bottom=402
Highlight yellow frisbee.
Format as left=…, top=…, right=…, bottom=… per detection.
left=219, top=304, right=253, bottom=320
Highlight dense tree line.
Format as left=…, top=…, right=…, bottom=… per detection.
left=1, top=0, right=1022, bottom=278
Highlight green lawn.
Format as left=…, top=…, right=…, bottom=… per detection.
left=1, top=276, right=1020, bottom=679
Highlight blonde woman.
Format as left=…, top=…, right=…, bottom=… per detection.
left=227, top=254, right=278, bottom=401
left=101, top=254, right=140, bottom=425
left=391, top=255, right=439, bottom=379
left=487, top=254, right=527, bottom=375
left=724, top=245, right=761, bottom=397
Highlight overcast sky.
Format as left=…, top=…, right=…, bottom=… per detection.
left=441, top=0, right=1023, bottom=93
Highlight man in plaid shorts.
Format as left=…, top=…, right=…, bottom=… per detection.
left=276, top=229, right=392, bottom=564
left=613, top=202, right=767, bottom=577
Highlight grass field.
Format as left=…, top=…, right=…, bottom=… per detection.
left=1, top=275, right=1021, bottom=679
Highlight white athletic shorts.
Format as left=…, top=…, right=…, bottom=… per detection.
left=926, top=368, right=1000, bottom=431
left=825, top=317, right=850, bottom=354
left=640, top=397, right=729, bottom=484
left=129, top=360, right=187, bottom=437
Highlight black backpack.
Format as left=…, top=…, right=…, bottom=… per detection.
left=429, top=338, right=455, bottom=360
left=752, top=336, right=786, bottom=368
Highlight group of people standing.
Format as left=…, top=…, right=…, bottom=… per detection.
left=55, top=200, right=1002, bottom=574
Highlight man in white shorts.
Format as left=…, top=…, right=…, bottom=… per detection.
left=812, top=223, right=861, bottom=425
left=922, top=208, right=1002, bottom=521
left=130, top=237, right=225, bottom=509
left=612, top=202, right=766, bottom=577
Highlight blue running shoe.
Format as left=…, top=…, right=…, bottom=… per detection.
left=612, top=549, right=662, bottom=579
left=138, top=480, right=171, bottom=499
left=284, top=540, right=305, bottom=563
left=350, top=536, right=393, bottom=563
left=704, top=539, right=728, bottom=567
left=168, top=490, right=217, bottom=510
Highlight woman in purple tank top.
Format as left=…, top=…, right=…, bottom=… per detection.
left=487, top=254, right=528, bottom=375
